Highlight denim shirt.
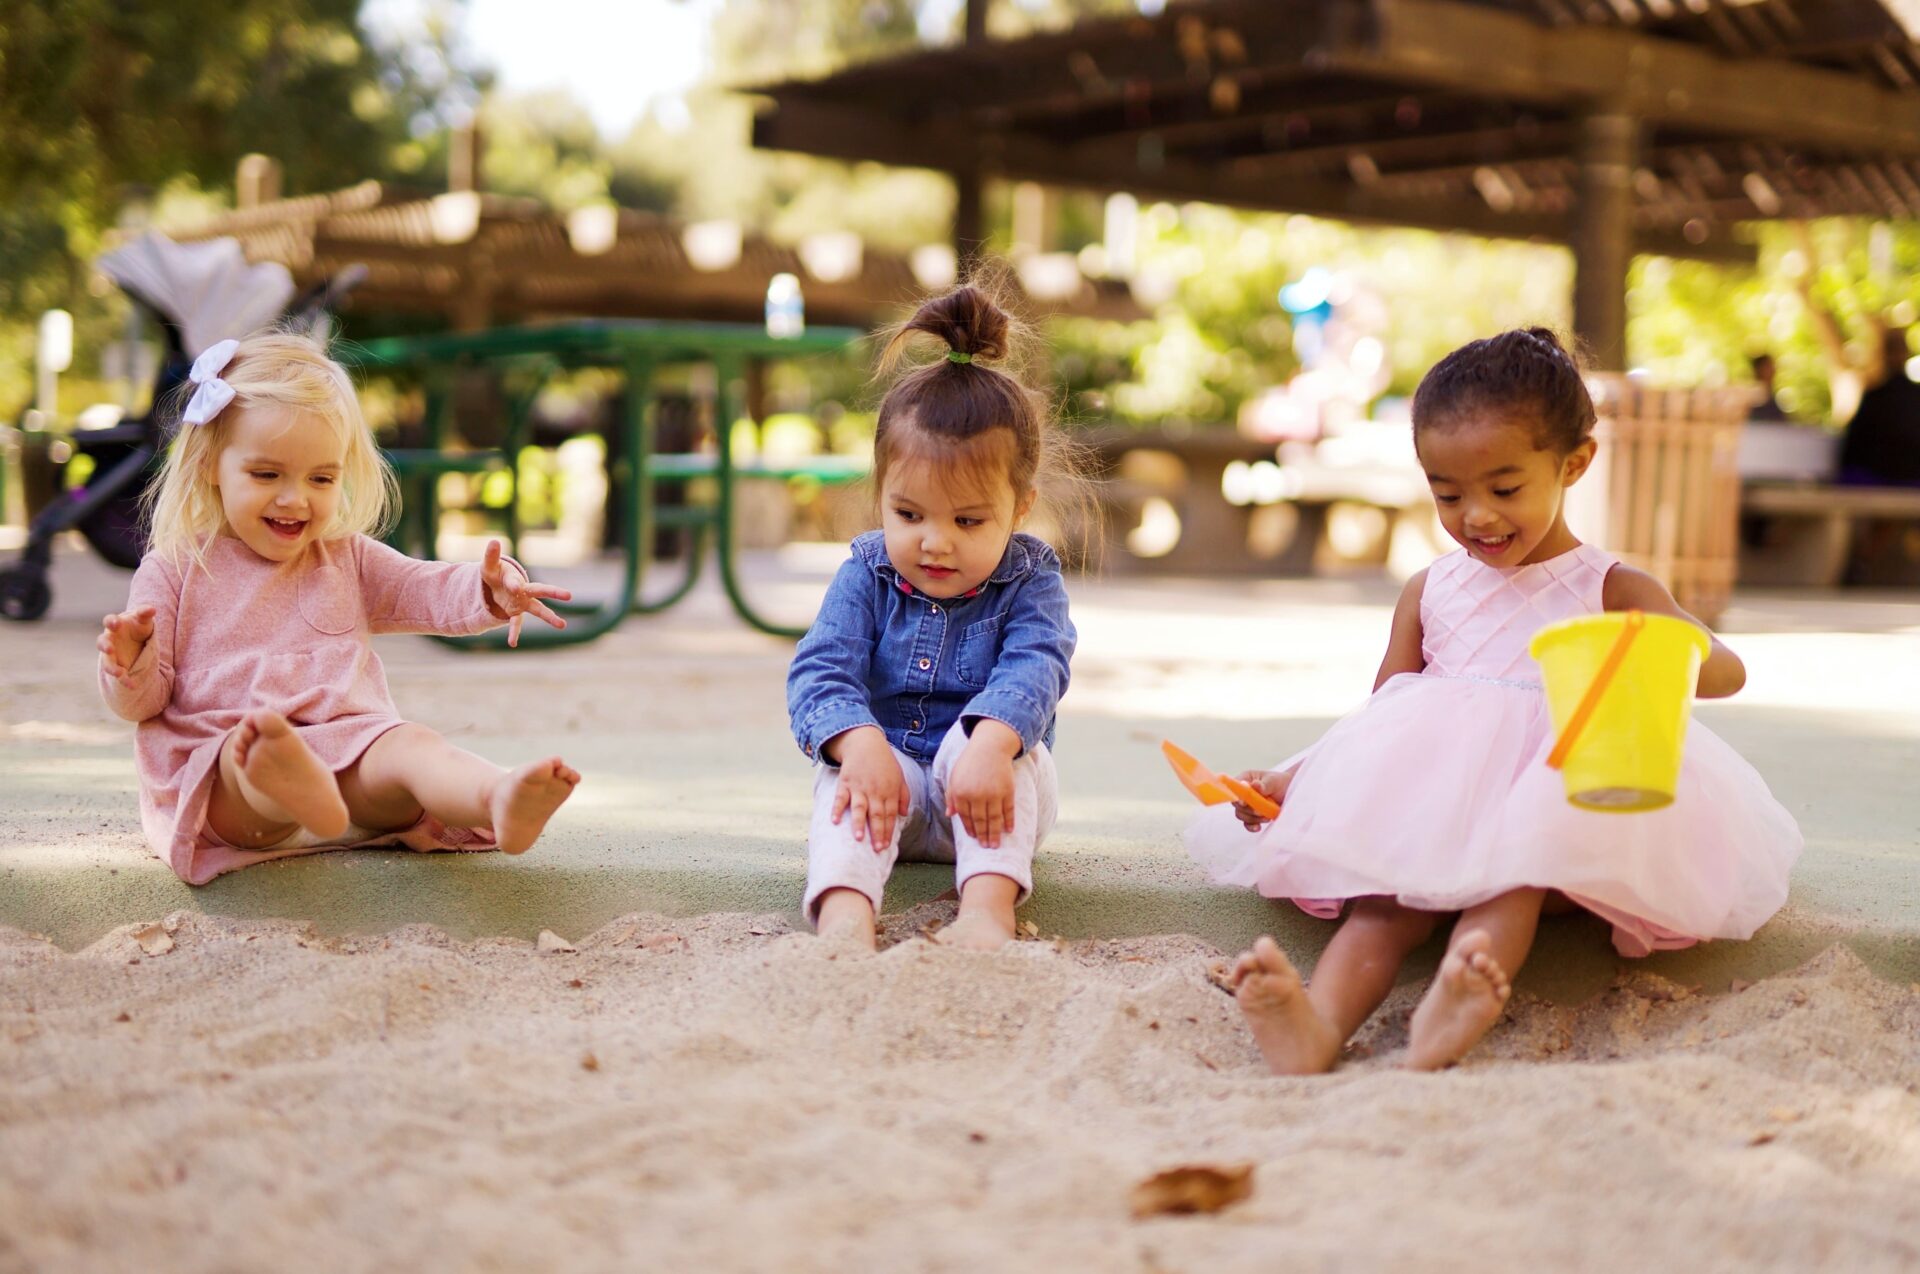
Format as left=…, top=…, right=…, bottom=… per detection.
left=787, top=530, right=1076, bottom=764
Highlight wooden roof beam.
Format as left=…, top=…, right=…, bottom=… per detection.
left=752, top=96, right=1753, bottom=262
left=1331, top=0, right=1920, bottom=152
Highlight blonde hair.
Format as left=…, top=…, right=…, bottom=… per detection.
left=145, top=330, right=397, bottom=568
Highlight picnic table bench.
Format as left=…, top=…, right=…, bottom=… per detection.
left=348, top=319, right=867, bottom=646
left=1739, top=480, right=1920, bottom=587
left=1082, top=425, right=1427, bottom=575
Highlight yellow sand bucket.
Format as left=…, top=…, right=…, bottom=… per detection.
left=1529, top=610, right=1711, bottom=812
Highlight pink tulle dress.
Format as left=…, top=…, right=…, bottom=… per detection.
left=1183, top=543, right=1803, bottom=956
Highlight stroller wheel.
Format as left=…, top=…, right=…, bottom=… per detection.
left=0, top=565, right=52, bottom=621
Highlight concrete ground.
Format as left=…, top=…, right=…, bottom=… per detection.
left=2, top=536, right=1916, bottom=1000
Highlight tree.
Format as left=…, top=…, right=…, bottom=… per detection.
left=0, top=0, right=483, bottom=408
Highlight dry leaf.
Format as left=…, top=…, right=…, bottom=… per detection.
left=1729, top=979, right=1753, bottom=994
left=566, top=978, right=585, bottom=989
left=639, top=932, right=683, bottom=951
left=748, top=925, right=774, bottom=936
left=1020, top=920, right=1040, bottom=939
left=131, top=923, right=174, bottom=957
left=114, top=1012, right=131, bottom=1023
left=537, top=930, right=577, bottom=954
left=1769, top=1107, right=1804, bottom=1124
left=1748, top=1130, right=1777, bottom=1146
left=1129, top=1163, right=1255, bottom=1218
left=580, top=1052, right=600, bottom=1072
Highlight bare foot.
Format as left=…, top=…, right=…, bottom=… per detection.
left=233, top=711, right=349, bottom=838
left=936, top=910, right=1015, bottom=952
left=1405, top=929, right=1512, bottom=1070
left=488, top=758, right=580, bottom=855
left=815, top=889, right=877, bottom=952
left=1230, top=936, right=1343, bottom=1075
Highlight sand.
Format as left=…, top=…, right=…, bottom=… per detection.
left=4, top=906, right=1917, bottom=1274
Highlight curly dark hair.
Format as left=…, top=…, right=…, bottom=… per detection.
left=1410, top=327, right=1597, bottom=455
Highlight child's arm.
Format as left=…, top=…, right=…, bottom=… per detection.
left=97, top=556, right=179, bottom=722
left=1602, top=565, right=1746, bottom=698
left=958, top=569, right=1075, bottom=757
left=355, top=537, right=570, bottom=643
left=1373, top=568, right=1428, bottom=691
left=950, top=570, right=1074, bottom=847
left=787, top=556, right=884, bottom=763
left=788, top=558, right=910, bottom=846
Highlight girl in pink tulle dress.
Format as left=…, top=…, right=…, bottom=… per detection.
left=1186, top=329, right=1801, bottom=1074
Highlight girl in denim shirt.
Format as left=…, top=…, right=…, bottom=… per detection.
left=787, top=284, right=1078, bottom=951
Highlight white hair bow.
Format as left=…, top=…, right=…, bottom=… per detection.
left=181, top=339, right=241, bottom=426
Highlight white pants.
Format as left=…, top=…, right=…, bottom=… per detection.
left=804, top=721, right=1058, bottom=923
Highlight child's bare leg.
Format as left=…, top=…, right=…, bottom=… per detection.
left=815, top=888, right=878, bottom=951
left=1233, top=899, right=1438, bottom=1075
left=338, top=723, right=578, bottom=855
left=207, top=711, right=350, bottom=846
left=1405, top=887, right=1544, bottom=1070
left=940, top=872, right=1020, bottom=951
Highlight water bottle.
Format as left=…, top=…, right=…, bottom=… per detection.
left=765, top=272, right=805, bottom=340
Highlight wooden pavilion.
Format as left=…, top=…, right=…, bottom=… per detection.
left=749, top=0, right=1920, bottom=367
left=160, top=155, right=1144, bottom=333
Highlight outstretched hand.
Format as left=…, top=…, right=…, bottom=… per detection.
left=97, top=605, right=157, bottom=684
left=481, top=540, right=573, bottom=647
left=1232, top=768, right=1292, bottom=831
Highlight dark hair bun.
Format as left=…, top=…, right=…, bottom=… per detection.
left=905, top=285, right=1009, bottom=363
left=1520, top=327, right=1574, bottom=363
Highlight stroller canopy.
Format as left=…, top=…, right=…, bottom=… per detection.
left=97, top=233, right=297, bottom=359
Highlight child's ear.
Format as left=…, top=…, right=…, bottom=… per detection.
left=1560, top=438, right=1598, bottom=487
left=1013, top=486, right=1038, bottom=526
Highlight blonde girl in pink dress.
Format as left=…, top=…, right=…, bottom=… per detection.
left=97, top=332, right=581, bottom=884
left=1185, top=328, right=1801, bottom=1073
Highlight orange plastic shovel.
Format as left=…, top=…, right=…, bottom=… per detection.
left=1161, top=740, right=1281, bottom=819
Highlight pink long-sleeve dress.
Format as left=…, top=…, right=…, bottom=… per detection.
left=100, top=534, right=510, bottom=884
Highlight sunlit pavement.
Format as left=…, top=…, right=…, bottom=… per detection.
left=3, top=536, right=1915, bottom=999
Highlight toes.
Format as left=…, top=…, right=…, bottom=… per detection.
left=1251, top=934, right=1288, bottom=972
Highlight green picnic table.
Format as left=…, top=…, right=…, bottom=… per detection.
left=346, top=319, right=868, bottom=647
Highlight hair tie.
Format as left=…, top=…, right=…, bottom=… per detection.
left=182, top=339, right=241, bottom=426
left=945, top=350, right=973, bottom=364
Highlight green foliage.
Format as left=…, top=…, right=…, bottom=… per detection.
left=0, top=0, right=482, bottom=410
left=1629, top=220, right=1920, bottom=424
left=1052, top=204, right=1573, bottom=425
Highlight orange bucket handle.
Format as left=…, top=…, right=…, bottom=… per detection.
left=1545, top=610, right=1645, bottom=771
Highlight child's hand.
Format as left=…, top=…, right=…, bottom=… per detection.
left=481, top=540, right=573, bottom=647
left=1232, top=768, right=1292, bottom=831
left=97, top=605, right=157, bottom=684
left=830, top=727, right=912, bottom=851
left=947, top=720, right=1021, bottom=849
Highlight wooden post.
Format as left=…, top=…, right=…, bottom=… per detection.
left=1571, top=111, right=1637, bottom=371
left=236, top=154, right=282, bottom=208
left=953, top=167, right=985, bottom=266
left=965, top=0, right=987, bottom=44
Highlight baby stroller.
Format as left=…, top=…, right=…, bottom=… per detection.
left=0, top=234, right=359, bottom=621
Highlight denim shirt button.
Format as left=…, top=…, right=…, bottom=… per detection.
left=918, top=658, right=931, bottom=670
left=912, top=719, right=922, bottom=730
left=930, top=604, right=939, bottom=613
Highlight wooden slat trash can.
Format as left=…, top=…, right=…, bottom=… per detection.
left=1568, top=378, right=1749, bottom=627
